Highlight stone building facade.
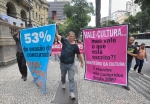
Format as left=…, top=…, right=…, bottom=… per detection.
left=126, top=0, right=141, bottom=16
left=0, top=0, right=49, bottom=66
left=0, top=0, right=49, bottom=27
left=116, top=13, right=128, bottom=24
left=32, top=0, right=49, bottom=26
left=111, top=10, right=127, bottom=22
left=0, top=19, right=21, bottom=66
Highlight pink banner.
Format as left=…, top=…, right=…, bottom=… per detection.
left=51, top=44, right=62, bottom=55
left=83, top=25, right=128, bottom=86
left=51, top=43, right=84, bottom=55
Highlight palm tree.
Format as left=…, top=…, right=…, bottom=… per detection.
left=96, top=0, right=101, bottom=27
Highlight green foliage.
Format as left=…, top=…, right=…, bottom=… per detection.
left=63, top=0, right=94, bottom=38
left=101, top=20, right=119, bottom=27
left=58, top=24, right=68, bottom=37
left=122, top=0, right=150, bottom=33
left=124, top=12, right=150, bottom=33
left=134, top=0, right=150, bottom=15
left=48, top=19, right=55, bottom=24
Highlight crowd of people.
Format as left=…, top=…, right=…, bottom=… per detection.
left=12, top=27, right=148, bottom=100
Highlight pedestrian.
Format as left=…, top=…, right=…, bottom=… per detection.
left=56, top=29, right=84, bottom=100
left=12, top=29, right=27, bottom=81
left=124, top=36, right=138, bottom=90
left=53, top=38, right=60, bottom=61
left=76, top=38, right=83, bottom=60
left=134, top=43, right=148, bottom=75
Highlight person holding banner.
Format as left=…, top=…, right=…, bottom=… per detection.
left=12, top=29, right=27, bottom=81
left=56, top=30, right=84, bottom=100
left=125, top=36, right=138, bottom=90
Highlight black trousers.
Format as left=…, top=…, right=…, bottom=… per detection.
left=16, top=52, right=27, bottom=77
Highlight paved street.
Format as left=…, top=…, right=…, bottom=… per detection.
left=0, top=58, right=150, bottom=104
left=131, top=48, right=150, bottom=77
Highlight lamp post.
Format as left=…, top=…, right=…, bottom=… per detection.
left=27, top=0, right=32, bottom=27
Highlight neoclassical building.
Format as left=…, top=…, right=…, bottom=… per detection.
left=0, top=0, right=49, bottom=27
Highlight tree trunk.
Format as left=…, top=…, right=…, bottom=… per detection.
left=96, top=0, right=101, bottom=27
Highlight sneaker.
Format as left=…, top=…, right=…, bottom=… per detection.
left=138, top=72, right=143, bottom=75
left=23, top=77, right=27, bottom=81
left=123, top=86, right=130, bottom=91
left=21, top=75, right=24, bottom=79
left=70, top=92, right=76, bottom=100
left=62, top=84, right=65, bottom=90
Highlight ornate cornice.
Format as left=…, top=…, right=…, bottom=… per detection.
left=39, top=0, right=50, bottom=7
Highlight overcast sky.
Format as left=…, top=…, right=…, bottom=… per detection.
left=46, top=0, right=130, bottom=26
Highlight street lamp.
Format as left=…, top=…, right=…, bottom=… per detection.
left=27, top=0, right=32, bottom=27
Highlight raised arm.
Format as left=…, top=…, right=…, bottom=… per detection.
left=12, top=30, right=20, bottom=42
left=56, top=25, right=61, bottom=41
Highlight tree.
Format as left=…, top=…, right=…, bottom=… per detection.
left=102, top=20, right=119, bottom=27
left=64, top=0, right=94, bottom=38
left=95, top=0, right=101, bottom=27
left=124, top=12, right=150, bottom=33
left=48, top=19, right=55, bottom=24
left=134, top=0, right=150, bottom=30
left=124, top=15, right=138, bottom=33
left=48, top=19, right=68, bottom=37
left=134, top=0, right=150, bottom=15
left=135, top=12, right=150, bottom=32
left=58, top=24, right=68, bottom=37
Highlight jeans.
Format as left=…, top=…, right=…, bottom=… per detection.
left=54, top=54, right=60, bottom=61
left=127, top=62, right=132, bottom=74
left=16, top=52, right=27, bottom=77
left=60, top=62, right=75, bottom=92
left=127, top=62, right=132, bottom=86
left=134, top=58, right=144, bottom=73
left=54, top=54, right=57, bottom=61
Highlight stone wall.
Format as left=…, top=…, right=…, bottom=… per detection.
left=0, top=20, right=22, bottom=66
left=0, top=0, right=49, bottom=27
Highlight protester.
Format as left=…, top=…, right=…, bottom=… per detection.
left=124, top=36, right=138, bottom=90
left=134, top=43, right=148, bottom=75
left=76, top=38, right=83, bottom=60
left=20, top=23, right=24, bottom=27
left=13, top=22, right=16, bottom=26
left=12, top=29, right=27, bottom=81
left=53, top=38, right=60, bottom=61
left=56, top=29, right=84, bottom=100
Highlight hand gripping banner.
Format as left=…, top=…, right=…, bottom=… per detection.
left=20, top=24, right=56, bottom=94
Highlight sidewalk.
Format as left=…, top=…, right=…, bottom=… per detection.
left=0, top=58, right=150, bottom=104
